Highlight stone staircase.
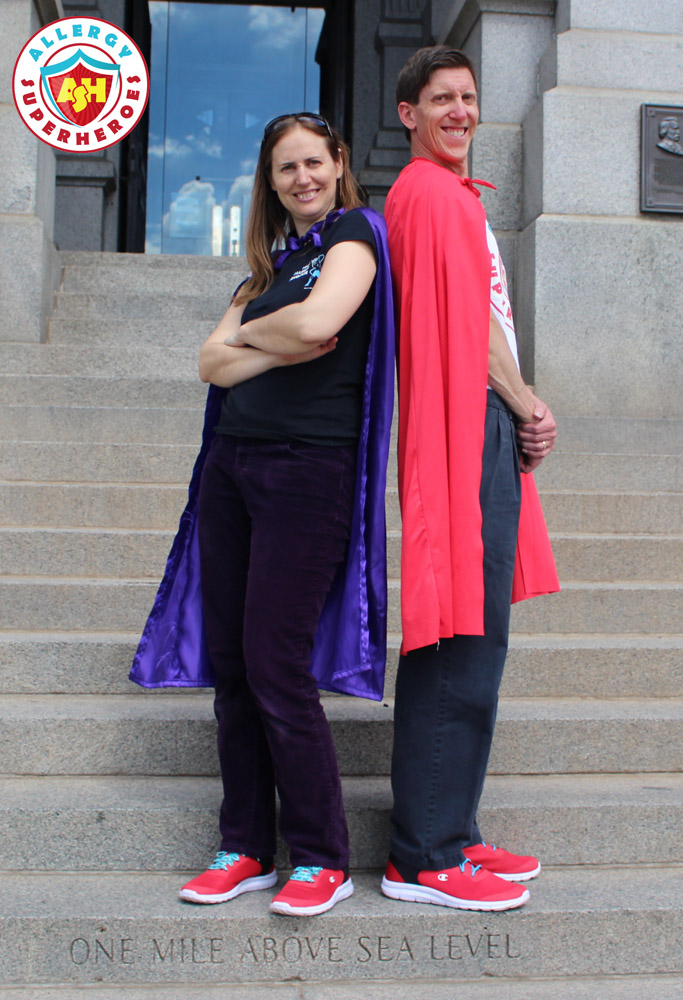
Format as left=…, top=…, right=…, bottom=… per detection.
left=0, top=251, right=681, bottom=998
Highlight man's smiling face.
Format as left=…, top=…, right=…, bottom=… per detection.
left=398, top=66, right=479, bottom=177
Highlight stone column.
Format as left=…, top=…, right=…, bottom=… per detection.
left=55, top=0, right=125, bottom=253
left=437, top=1, right=556, bottom=380
left=519, top=0, right=683, bottom=416
left=357, top=0, right=428, bottom=209
left=0, top=0, right=62, bottom=342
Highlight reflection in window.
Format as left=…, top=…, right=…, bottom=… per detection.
left=145, top=2, right=325, bottom=256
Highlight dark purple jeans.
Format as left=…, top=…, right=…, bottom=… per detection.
left=197, top=434, right=356, bottom=869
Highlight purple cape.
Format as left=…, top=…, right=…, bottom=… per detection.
left=129, top=207, right=395, bottom=700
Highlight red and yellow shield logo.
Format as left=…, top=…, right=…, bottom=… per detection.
left=41, top=48, right=119, bottom=128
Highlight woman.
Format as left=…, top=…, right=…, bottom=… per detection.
left=130, top=113, right=394, bottom=917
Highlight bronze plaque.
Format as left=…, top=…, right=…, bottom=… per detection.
left=641, top=104, right=683, bottom=213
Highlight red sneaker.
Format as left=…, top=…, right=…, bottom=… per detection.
left=269, top=866, right=354, bottom=916
left=179, top=852, right=277, bottom=904
left=381, top=859, right=529, bottom=911
left=463, top=842, right=541, bottom=881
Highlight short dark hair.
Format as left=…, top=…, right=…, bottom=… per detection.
left=396, top=45, right=477, bottom=106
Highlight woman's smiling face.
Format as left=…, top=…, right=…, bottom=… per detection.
left=269, top=125, right=343, bottom=235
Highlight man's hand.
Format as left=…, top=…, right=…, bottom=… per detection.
left=516, top=396, right=557, bottom=474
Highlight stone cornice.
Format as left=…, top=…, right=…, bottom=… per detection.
left=34, top=0, right=65, bottom=25
left=438, top=0, right=555, bottom=44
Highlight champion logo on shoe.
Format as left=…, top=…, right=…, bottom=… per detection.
left=381, top=858, right=529, bottom=912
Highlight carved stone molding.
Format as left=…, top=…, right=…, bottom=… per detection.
left=383, top=0, right=428, bottom=19
left=34, top=0, right=65, bottom=23
left=364, top=0, right=428, bottom=191
left=440, top=0, right=555, bottom=45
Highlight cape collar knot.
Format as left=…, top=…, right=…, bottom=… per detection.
left=274, top=207, right=346, bottom=270
left=462, top=176, right=497, bottom=198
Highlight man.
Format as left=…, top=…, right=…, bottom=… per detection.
left=657, top=116, right=683, bottom=156
left=382, top=46, right=560, bottom=912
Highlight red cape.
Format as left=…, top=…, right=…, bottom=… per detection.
left=385, top=158, right=559, bottom=653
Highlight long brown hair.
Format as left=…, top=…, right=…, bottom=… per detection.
left=234, top=115, right=364, bottom=305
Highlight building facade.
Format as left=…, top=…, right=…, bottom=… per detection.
left=2, top=0, right=682, bottom=419
left=1, top=3, right=682, bottom=988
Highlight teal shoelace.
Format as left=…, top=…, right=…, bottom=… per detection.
left=208, top=852, right=243, bottom=870
left=460, top=860, right=482, bottom=877
left=290, top=866, right=323, bottom=882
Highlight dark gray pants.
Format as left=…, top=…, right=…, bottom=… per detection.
left=390, top=392, right=522, bottom=870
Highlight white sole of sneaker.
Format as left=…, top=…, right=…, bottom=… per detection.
left=269, top=877, right=354, bottom=917
left=489, top=862, right=541, bottom=882
left=179, top=869, right=278, bottom=905
left=380, top=876, right=529, bottom=911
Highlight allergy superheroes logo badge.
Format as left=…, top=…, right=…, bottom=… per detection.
left=12, top=17, right=149, bottom=152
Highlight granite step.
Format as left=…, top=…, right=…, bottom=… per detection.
left=0, top=396, right=683, bottom=462
left=541, top=533, right=683, bottom=581
left=0, top=374, right=207, bottom=409
left=0, top=633, right=680, bottom=699
left=0, top=343, right=198, bottom=379
left=506, top=582, right=682, bottom=634
left=0, top=869, right=680, bottom=984
left=2, top=341, right=681, bottom=456
left=49, top=317, right=218, bottom=345
left=391, top=530, right=683, bottom=581
left=532, top=451, right=683, bottom=492
left=390, top=530, right=679, bottom=582
left=538, top=491, right=682, bottom=535
left=1, top=975, right=681, bottom=1000
left=51, top=290, right=232, bottom=323
left=0, top=528, right=174, bottom=579
left=0, top=404, right=205, bottom=444
left=0, top=694, right=680, bottom=777
left=0, top=442, right=198, bottom=484
left=0, top=483, right=189, bottom=530
left=0, top=400, right=397, bottom=447
left=2, top=481, right=679, bottom=535
left=1, top=575, right=679, bottom=634
left=2, top=526, right=679, bottom=582
left=58, top=249, right=248, bottom=295
left=0, top=440, right=681, bottom=493
left=2, top=250, right=677, bottom=999
left=547, top=416, right=683, bottom=456
left=2, top=379, right=681, bottom=494
left=0, top=773, right=679, bottom=872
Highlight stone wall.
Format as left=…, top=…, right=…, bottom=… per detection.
left=55, top=0, right=126, bottom=251
left=0, top=0, right=61, bottom=342
left=439, top=0, right=683, bottom=418
left=522, top=2, right=683, bottom=417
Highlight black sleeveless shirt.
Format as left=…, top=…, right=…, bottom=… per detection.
left=215, top=209, right=376, bottom=446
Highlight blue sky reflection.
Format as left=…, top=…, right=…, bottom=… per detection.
left=145, top=2, right=324, bottom=255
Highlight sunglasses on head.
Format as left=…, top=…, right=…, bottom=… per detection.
left=262, top=113, right=334, bottom=143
